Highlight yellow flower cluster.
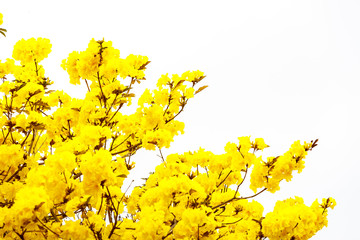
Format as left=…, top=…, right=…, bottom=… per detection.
left=0, top=13, right=3, bottom=26
left=124, top=137, right=332, bottom=239
left=262, top=197, right=337, bottom=239
left=0, top=59, right=14, bottom=78
left=13, top=38, right=52, bottom=65
left=250, top=140, right=314, bottom=193
left=61, top=39, right=148, bottom=85
left=0, top=33, right=335, bottom=239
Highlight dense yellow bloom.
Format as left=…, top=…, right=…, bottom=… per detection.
left=173, top=207, right=217, bottom=239
left=253, top=137, right=269, bottom=150
left=0, top=145, right=25, bottom=176
left=62, top=39, right=149, bottom=87
left=0, top=59, right=15, bottom=78
left=181, top=70, right=205, bottom=82
left=61, top=219, right=92, bottom=239
left=12, top=38, right=52, bottom=64
left=11, top=186, right=52, bottom=226
left=0, top=36, right=334, bottom=240
left=126, top=54, right=149, bottom=79
left=77, top=124, right=112, bottom=147
left=61, top=51, right=81, bottom=84
left=262, top=196, right=334, bottom=240
left=80, top=150, right=122, bottom=197
left=250, top=140, right=312, bottom=193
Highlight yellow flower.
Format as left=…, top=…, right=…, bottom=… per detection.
left=0, top=34, right=335, bottom=239
left=61, top=51, right=80, bottom=85
left=238, top=136, right=252, bottom=152
left=322, top=197, right=337, bottom=210
left=253, top=138, right=269, bottom=150
left=262, top=196, right=332, bottom=240
left=12, top=38, right=52, bottom=65
left=181, top=70, right=205, bottom=82
left=0, top=80, right=16, bottom=95
left=173, top=207, right=216, bottom=239
left=61, top=219, right=92, bottom=240
left=13, top=186, right=52, bottom=225
left=0, top=59, right=15, bottom=78
left=0, top=145, right=24, bottom=182
left=156, top=73, right=171, bottom=88
left=0, top=13, right=3, bottom=25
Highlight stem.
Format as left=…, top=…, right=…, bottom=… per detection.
left=234, top=166, right=248, bottom=197
left=97, top=71, right=107, bottom=108
left=2, top=127, right=11, bottom=144
left=106, top=187, right=118, bottom=216
left=111, top=142, right=141, bottom=156
left=165, top=100, right=187, bottom=124
left=158, top=147, right=166, bottom=165
left=211, top=188, right=267, bottom=209
left=34, top=59, right=39, bottom=76
left=217, top=170, right=233, bottom=188
left=33, top=136, right=47, bottom=155
left=107, top=78, right=134, bottom=124
left=28, top=129, right=36, bottom=155
left=108, top=180, right=133, bottom=239
left=85, top=79, right=91, bottom=92
left=110, top=134, right=131, bottom=152
left=35, top=216, right=60, bottom=237
left=97, top=193, right=104, bottom=215
left=32, top=130, right=43, bottom=154
left=6, top=163, right=27, bottom=182
left=104, top=94, right=119, bottom=119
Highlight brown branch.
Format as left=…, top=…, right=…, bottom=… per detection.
left=158, top=147, right=166, bottom=165
left=35, top=216, right=60, bottom=238
left=234, top=166, right=248, bottom=197
left=216, top=170, right=233, bottom=188
left=107, top=180, right=134, bottom=239
left=107, top=78, right=134, bottom=124
left=110, top=134, right=131, bottom=152
left=6, top=163, right=27, bottom=182
left=211, top=188, right=267, bottom=209
left=111, top=142, right=141, bottom=156
left=85, top=79, right=91, bottom=92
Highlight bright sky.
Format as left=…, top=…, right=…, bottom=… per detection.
left=1, top=1, right=359, bottom=239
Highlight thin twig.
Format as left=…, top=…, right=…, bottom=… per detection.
left=211, top=188, right=267, bottom=209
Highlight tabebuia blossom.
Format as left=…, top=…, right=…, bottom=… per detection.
left=0, top=21, right=335, bottom=239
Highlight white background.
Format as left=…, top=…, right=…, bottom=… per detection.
left=1, top=1, right=359, bottom=239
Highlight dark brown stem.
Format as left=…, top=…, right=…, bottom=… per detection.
left=107, top=78, right=134, bottom=124
left=110, top=134, right=131, bottom=151
left=165, top=99, right=188, bottom=124
left=35, top=216, right=60, bottom=237
left=85, top=79, right=91, bottom=92
left=107, top=179, right=134, bottom=238
left=97, top=72, right=106, bottom=108
left=2, top=127, right=11, bottom=144
left=211, top=188, right=267, bottom=209
left=217, top=170, right=233, bottom=188
left=106, top=187, right=118, bottom=217
left=111, top=142, right=141, bottom=156
left=158, top=147, right=166, bottom=164
left=6, top=163, right=27, bottom=182
left=234, top=166, right=248, bottom=197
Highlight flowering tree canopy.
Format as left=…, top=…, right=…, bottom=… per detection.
left=0, top=14, right=335, bottom=239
